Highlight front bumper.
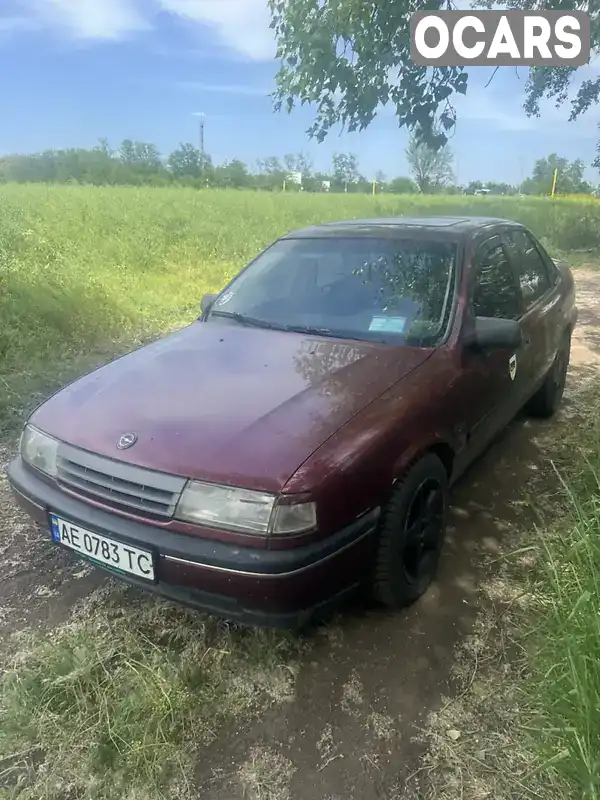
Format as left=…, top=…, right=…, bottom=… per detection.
left=7, top=458, right=379, bottom=628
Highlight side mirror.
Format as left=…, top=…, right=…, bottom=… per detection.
left=200, top=293, right=218, bottom=316
left=464, top=316, right=523, bottom=350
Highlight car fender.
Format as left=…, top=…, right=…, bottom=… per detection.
left=391, top=435, right=458, bottom=486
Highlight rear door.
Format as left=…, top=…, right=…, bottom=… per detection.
left=460, top=234, right=525, bottom=459
left=501, top=227, right=563, bottom=398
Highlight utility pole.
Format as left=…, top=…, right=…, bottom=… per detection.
left=198, top=113, right=205, bottom=184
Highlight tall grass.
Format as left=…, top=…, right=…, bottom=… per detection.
left=2, top=184, right=600, bottom=433
left=522, top=444, right=600, bottom=799
left=0, top=591, right=304, bottom=799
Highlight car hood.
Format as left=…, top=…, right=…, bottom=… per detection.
left=31, top=321, right=432, bottom=493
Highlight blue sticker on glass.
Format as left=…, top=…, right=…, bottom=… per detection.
left=368, top=316, right=406, bottom=333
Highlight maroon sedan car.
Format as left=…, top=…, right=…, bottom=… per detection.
left=8, top=217, right=577, bottom=627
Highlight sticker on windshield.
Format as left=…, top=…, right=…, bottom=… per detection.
left=509, top=354, right=517, bottom=381
left=369, top=316, right=406, bottom=333
left=217, top=291, right=234, bottom=306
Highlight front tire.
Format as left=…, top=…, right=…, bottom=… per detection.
left=372, top=454, right=449, bottom=609
left=526, top=330, right=571, bottom=419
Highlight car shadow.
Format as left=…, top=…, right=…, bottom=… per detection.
left=195, top=360, right=596, bottom=800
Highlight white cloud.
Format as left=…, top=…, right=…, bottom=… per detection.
left=455, top=88, right=600, bottom=138
left=156, top=0, right=276, bottom=60
left=25, top=0, right=148, bottom=39
left=10, top=0, right=276, bottom=58
left=454, top=87, right=536, bottom=132
left=177, top=80, right=271, bottom=95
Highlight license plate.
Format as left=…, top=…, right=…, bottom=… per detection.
left=49, top=514, right=155, bottom=581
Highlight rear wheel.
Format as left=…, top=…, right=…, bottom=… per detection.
left=526, top=329, right=571, bottom=419
left=372, top=454, right=449, bottom=608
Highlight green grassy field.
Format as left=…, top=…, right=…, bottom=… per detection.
left=2, top=183, right=600, bottom=433
left=3, top=184, right=600, bottom=799
left=523, top=436, right=600, bottom=800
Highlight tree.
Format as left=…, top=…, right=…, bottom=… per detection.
left=116, top=140, right=166, bottom=184
left=593, top=141, right=600, bottom=175
left=308, top=170, right=334, bottom=192
left=168, top=143, right=204, bottom=179
left=488, top=181, right=517, bottom=196
left=268, top=0, right=600, bottom=150
left=388, top=176, right=416, bottom=194
left=521, top=154, right=592, bottom=195
left=0, top=138, right=411, bottom=195
left=405, top=133, right=454, bottom=193
left=332, top=152, right=360, bottom=190
left=118, top=140, right=162, bottom=169
left=283, top=151, right=313, bottom=178
left=213, top=159, right=252, bottom=188
left=257, top=156, right=281, bottom=173
left=0, top=144, right=121, bottom=185
left=255, top=156, right=287, bottom=190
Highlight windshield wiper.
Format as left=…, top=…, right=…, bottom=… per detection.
left=282, top=324, right=365, bottom=342
left=209, top=310, right=287, bottom=331
left=283, top=324, right=336, bottom=337
left=211, top=312, right=365, bottom=341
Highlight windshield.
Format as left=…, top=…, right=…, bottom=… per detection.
left=208, top=236, right=458, bottom=346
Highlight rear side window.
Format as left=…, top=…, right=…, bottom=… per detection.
left=504, top=229, right=551, bottom=308
left=472, top=240, right=521, bottom=320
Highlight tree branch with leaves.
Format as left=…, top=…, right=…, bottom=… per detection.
left=269, top=0, right=599, bottom=150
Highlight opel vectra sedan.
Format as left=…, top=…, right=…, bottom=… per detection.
left=8, top=217, right=577, bottom=627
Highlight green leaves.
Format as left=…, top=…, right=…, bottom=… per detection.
left=270, top=0, right=600, bottom=151
left=455, top=72, right=468, bottom=96
left=522, top=153, right=593, bottom=195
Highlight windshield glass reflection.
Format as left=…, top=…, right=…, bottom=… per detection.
left=208, top=236, right=458, bottom=346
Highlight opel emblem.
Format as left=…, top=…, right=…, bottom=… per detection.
left=117, top=432, right=137, bottom=450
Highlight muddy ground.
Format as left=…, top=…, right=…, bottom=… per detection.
left=2, top=268, right=600, bottom=800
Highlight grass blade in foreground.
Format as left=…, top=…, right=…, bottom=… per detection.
left=522, top=448, right=600, bottom=799
left=0, top=590, right=305, bottom=799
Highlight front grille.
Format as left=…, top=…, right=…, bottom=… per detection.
left=56, top=443, right=187, bottom=519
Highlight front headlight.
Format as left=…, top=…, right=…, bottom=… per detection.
left=20, top=425, right=59, bottom=477
left=175, top=481, right=317, bottom=536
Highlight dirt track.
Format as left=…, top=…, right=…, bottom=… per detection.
left=2, top=269, right=600, bottom=799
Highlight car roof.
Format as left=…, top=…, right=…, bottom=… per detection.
left=281, top=216, right=526, bottom=240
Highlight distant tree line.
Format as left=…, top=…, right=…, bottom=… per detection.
left=0, top=135, right=595, bottom=197
left=0, top=140, right=396, bottom=193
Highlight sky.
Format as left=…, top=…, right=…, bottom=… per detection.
left=1, top=0, right=599, bottom=185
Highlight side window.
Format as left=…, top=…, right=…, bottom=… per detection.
left=504, top=229, right=552, bottom=308
left=472, top=241, right=521, bottom=320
